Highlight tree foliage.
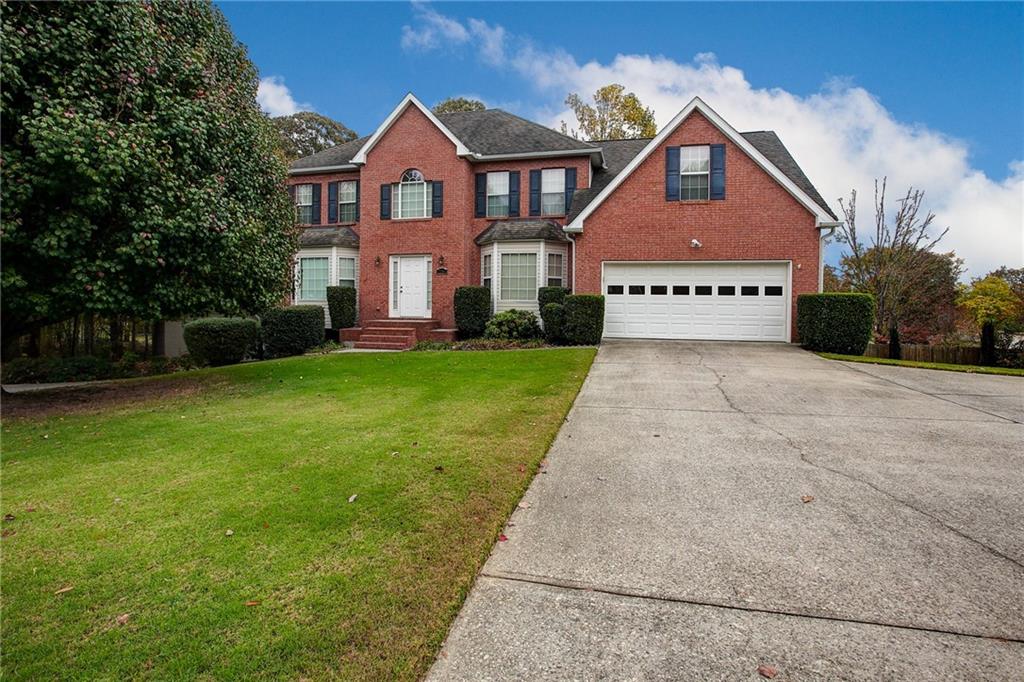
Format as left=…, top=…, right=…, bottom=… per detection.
left=1, top=1, right=297, bottom=349
left=957, top=276, right=1019, bottom=328
left=271, top=111, right=357, bottom=161
left=560, top=84, right=657, bottom=140
left=834, top=179, right=954, bottom=351
left=432, top=97, right=486, bottom=114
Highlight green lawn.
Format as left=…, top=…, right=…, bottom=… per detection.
left=0, top=349, right=595, bottom=680
left=817, top=352, right=1024, bottom=376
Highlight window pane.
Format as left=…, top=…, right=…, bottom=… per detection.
left=500, top=253, right=537, bottom=301
left=547, top=253, right=563, bottom=280
left=541, top=168, right=565, bottom=193
left=541, top=192, right=565, bottom=215
left=681, top=174, right=709, bottom=201
left=695, top=285, right=712, bottom=296
left=295, top=184, right=312, bottom=205
left=718, top=286, right=736, bottom=296
left=487, top=172, right=509, bottom=195
left=339, top=202, right=357, bottom=223
left=486, top=194, right=509, bottom=217
left=338, top=257, right=356, bottom=287
left=765, top=286, right=783, bottom=296
left=607, top=285, right=624, bottom=295
left=673, top=285, right=689, bottom=295
left=628, top=285, right=645, bottom=295
left=392, top=260, right=399, bottom=308
left=741, top=286, right=759, bottom=296
left=680, top=146, right=709, bottom=173
left=299, top=257, right=328, bottom=300
left=651, top=285, right=668, bottom=295
left=338, top=181, right=357, bottom=203
left=296, top=205, right=313, bottom=224
left=546, top=278, right=563, bottom=287
left=395, top=181, right=430, bottom=218
left=482, top=254, right=492, bottom=279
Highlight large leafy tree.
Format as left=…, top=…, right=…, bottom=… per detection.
left=957, top=275, right=1020, bottom=365
left=560, top=84, right=657, bottom=140
left=1, top=1, right=296, bottom=353
left=432, top=97, right=485, bottom=114
left=271, top=111, right=357, bottom=161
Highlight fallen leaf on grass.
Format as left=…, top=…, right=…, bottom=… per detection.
left=497, top=533, right=508, bottom=542
left=244, top=600, right=260, bottom=607
left=54, top=585, right=74, bottom=595
left=3, top=513, right=15, bottom=521
left=348, top=494, right=358, bottom=503
left=801, top=495, right=815, bottom=504
left=116, top=613, right=130, bottom=625
left=518, top=464, right=526, bottom=473
left=434, top=465, right=444, bottom=473
left=225, top=529, right=234, bottom=536
left=2, top=529, right=16, bottom=538
left=757, top=664, right=777, bottom=679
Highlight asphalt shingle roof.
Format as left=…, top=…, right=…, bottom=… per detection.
left=475, top=219, right=569, bottom=245
left=740, top=131, right=837, bottom=219
left=436, top=110, right=597, bottom=156
left=298, top=226, right=360, bottom=248
left=290, top=136, right=370, bottom=171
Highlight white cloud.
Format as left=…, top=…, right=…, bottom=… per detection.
left=257, top=76, right=312, bottom=117
left=401, top=1, right=470, bottom=52
left=400, top=7, right=1024, bottom=276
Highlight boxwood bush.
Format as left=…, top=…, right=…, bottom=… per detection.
left=797, top=293, right=875, bottom=355
left=326, top=286, right=357, bottom=330
left=541, top=302, right=566, bottom=343
left=183, top=317, right=259, bottom=366
left=261, top=305, right=325, bottom=358
left=454, top=286, right=492, bottom=338
left=484, top=309, right=542, bottom=340
left=538, top=286, right=569, bottom=309
left=563, top=294, right=605, bottom=345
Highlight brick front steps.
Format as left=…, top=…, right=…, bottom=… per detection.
left=343, top=319, right=457, bottom=350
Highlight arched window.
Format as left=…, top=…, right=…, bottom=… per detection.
left=393, top=169, right=432, bottom=219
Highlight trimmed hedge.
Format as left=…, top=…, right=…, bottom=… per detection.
left=797, top=293, right=875, bottom=355
left=538, top=286, right=569, bottom=309
left=454, top=286, right=492, bottom=338
left=563, top=294, right=605, bottom=345
left=261, top=305, right=325, bottom=358
left=326, top=286, right=357, bottom=330
left=541, top=302, right=566, bottom=343
left=484, top=309, right=542, bottom=340
left=183, top=317, right=259, bottom=366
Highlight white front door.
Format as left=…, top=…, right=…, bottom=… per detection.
left=393, top=255, right=430, bottom=318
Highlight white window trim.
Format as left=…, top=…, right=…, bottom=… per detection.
left=392, top=180, right=432, bottom=220
left=338, top=181, right=357, bottom=223
left=546, top=252, right=565, bottom=287
left=295, top=183, right=314, bottom=223
left=499, top=252, right=539, bottom=302
left=482, top=253, right=493, bottom=290
left=486, top=171, right=510, bottom=218
left=679, top=145, right=710, bottom=201
left=540, top=168, right=566, bottom=217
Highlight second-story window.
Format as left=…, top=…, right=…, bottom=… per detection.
left=541, top=168, right=565, bottom=216
left=486, top=172, right=510, bottom=218
left=338, top=181, right=357, bottom=223
left=295, top=184, right=314, bottom=223
left=680, top=145, right=710, bottom=200
left=392, top=169, right=432, bottom=219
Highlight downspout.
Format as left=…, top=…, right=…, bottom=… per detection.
left=817, top=222, right=841, bottom=292
left=565, top=232, right=577, bottom=293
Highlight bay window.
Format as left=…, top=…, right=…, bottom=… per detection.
left=546, top=253, right=564, bottom=287
left=500, top=253, right=537, bottom=301
left=482, top=254, right=493, bottom=290
left=541, top=168, right=565, bottom=216
left=298, top=257, right=328, bottom=301
left=338, top=257, right=356, bottom=289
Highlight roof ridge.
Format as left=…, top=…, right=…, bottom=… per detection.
left=584, top=137, right=653, bottom=143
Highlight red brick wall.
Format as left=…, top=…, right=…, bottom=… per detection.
left=574, top=110, right=821, bottom=339
left=289, top=170, right=361, bottom=227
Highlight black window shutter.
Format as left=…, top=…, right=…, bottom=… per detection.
left=710, top=144, right=726, bottom=200
left=665, top=147, right=680, bottom=201
left=380, top=184, right=391, bottom=220
left=432, top=181, right=443, bottom=218
left=327, top=182, right=338, bottom=223
left=354, top=180, right=360, bottom=221
left=529, top=169, right=541, bottom=216
left=474, top=173, right=486, bottom=218
left=564, top=167, right=577, bottom=214
left=310, top=183, right=321, bottom=225
left=508, top=171, right=521, bottom=217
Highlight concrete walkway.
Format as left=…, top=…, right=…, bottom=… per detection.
left=428, top=341, right=1024, bottom=680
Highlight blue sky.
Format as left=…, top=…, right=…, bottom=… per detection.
left=219, top=1, right=1024, bottom=274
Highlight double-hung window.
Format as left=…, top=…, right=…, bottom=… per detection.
left=337, top=257, right=356, bottom=289
left=298, top=257, right=328, bottom=301
left=295, top=184, right=314, bottom=224
left=541, top=168, right=565, bottom=216
left=546, top=253, right=564, bottom=287
left=680, top=146, right=710, bottom=200
left=500, top=253, right=537, bottom=301
left=338, top=181, right=357, bottom=223
left=482, top=254, right=493, bottom=290
left=392, top=169, right=432, bottom=219
left=486, top=172, right=510, bottom=217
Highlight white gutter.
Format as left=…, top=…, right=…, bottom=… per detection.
left=470, top=148, right=605, bottom=168
left=289, top=164, right=358, bottom=176
left=817, top=221, right=841, bottom=292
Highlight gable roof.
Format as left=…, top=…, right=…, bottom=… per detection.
left=565, top=97, right=838, bottom=231
left=290, top=135, right=369, bottom=173
left=740, top=131, right=836, bottom=220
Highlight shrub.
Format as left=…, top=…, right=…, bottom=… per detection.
left=563, top=295, right=605, bottom=345
left=326, top=286, right=357, bottom=330
left=1, top=356, right=114, bottom=383
left=797, top=293, right=875, bottom=355
left=454, top=286, right=491, bottom=338
left=411, top=340, right=455, bottom=352
left=183, top=317, right=259, bottom=366
left=484, top=309, right=542, bottom=340
left=456, top=338, right=545, bottom=351
left=541, top=302, right=566, bottom=343
left=538, top=286, right=569, bottom=309
left=261, top=306, right=325, bottom=358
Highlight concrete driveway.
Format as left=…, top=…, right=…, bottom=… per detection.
left=429, top=341, right=1024, bottom=680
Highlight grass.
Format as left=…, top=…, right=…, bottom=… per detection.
left=0, top=348, right=596, bottom=680
left=817, top=352, right=1024, bottom=376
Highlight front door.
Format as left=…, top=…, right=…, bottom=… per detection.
left=394, top=255, right=430, bottom=318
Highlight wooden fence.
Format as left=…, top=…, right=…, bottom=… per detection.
left=865, top=342, right=981, bottom=365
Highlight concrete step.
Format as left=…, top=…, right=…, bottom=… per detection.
left=354, top=340, right=411, bottom=350
left=359, top=333, right=415, bottom=344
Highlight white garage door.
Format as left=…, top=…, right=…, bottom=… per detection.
left=603, top=262, right=790, bottom=341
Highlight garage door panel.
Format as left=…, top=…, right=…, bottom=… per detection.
left=603, top=262, right=789, bottom=341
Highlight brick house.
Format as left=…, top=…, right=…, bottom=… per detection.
left=287, top=94, right=839, bottom=348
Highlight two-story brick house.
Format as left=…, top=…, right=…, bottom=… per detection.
left=287, top=94, right=839, bottom=348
